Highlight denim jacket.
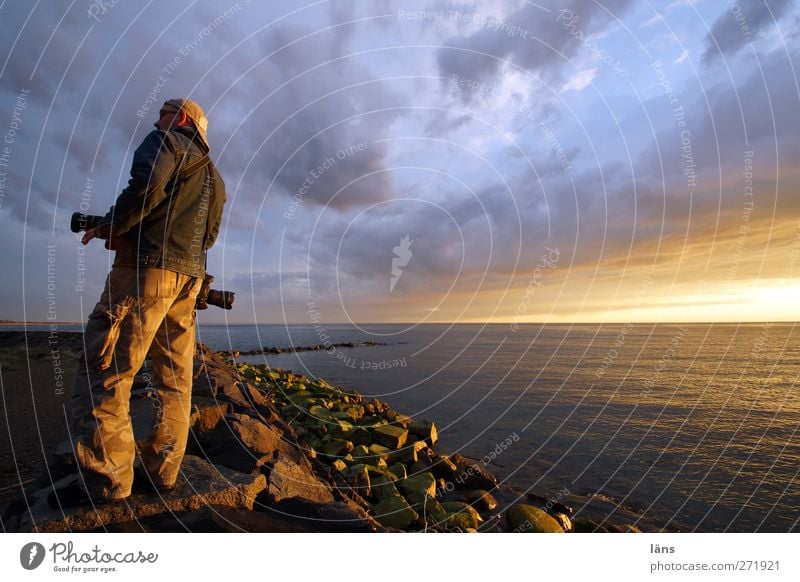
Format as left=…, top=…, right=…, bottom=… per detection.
left=101, top=126, right=226, bottom=278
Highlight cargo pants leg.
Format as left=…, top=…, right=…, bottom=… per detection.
left=139, top=274, right=202, bottom=489
left=70, top=267, right=199, bottom=500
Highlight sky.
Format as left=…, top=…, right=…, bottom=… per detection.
left=0, top=0, right=798, bottom=325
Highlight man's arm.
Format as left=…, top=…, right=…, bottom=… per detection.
left=98, top=130, right=178, bottom=237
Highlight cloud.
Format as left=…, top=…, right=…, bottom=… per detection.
left=1, top=0, right=799, bottom=324
left=560, top=67, right=598, bottom=93
left=231, top=270, right=308, bottom=297
left=702, top=0, right=794, bottom=65
left=214, top=20, right=404, bottom=213
left=436, top=0, right=633, bottom=102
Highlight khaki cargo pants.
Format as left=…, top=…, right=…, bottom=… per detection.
left=70, top=266, right=202, bottom=499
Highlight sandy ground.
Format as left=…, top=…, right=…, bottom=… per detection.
left=0, top=332, right=83, bottom=517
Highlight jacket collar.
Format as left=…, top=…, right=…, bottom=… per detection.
left=172, top=125, right=209, bottom=153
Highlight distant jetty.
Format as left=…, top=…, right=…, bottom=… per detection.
left=219, top=340, right=387, bottom=357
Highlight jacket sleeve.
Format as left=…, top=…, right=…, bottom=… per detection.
left=100, top=130, right=178, bottom=236
left=204, top=168, right=227, bottom=250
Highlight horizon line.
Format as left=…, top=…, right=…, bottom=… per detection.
left=5, top=320, right=796, bottom=326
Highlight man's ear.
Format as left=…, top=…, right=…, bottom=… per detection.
left=177, top=110, right=189, bottom=126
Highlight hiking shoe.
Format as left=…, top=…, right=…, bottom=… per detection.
left=133, top=468, right=176, bottom=494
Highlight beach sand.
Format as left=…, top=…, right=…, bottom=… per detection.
left=0, top=332, right=82, bottom=513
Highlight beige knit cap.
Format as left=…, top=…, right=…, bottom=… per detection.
left=163, top=98, right=209, bottom=145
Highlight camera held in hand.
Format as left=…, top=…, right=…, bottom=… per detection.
left=71, top=213, right=234, bottom=310
left=196, top=274, right=234, bottom=310
left=70, top=212, right=103, bottom=233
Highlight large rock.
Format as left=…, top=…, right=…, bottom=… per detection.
left=346, top=464, right=372, bottom=499
left=331, top=459, right=348, bottom=473
left=371, top=474, right=400, bottom=501
left=204, top=413, right=283, bottom=472
left=347, top=426, right=375, bottom=446
left=430, top=453, right=458, bottom=479
left=190, top=397, right=231, bottom=436
left=192, top=350, right=235, bottom=398
left=405, top=491, right=449, bottom=527
left=465, top=489, right=498, bottom=511
left=332, top=403, right=365, bottom=422
left=192, top=366, right=222, bottom=399
left=373, top=494, right=419, bottom=530
left=264, top=455, right=335, bottom=505
left=391, top=440, right=428, bottom=464
left=351, top=444, right=370, bottom=460
left=553, top=512, right=572, bottom=532
left=451, top=453, right=498, bottom=490
left=320, top=438, right=353, bottom=458
left=307, top=405, right=335, bottom=421
left=440, top=501, right=483, bottom=530
left=388, top=463, right=407, bottom=480
left=386, top=410, right=413, bottom=428
left=16, top=456, right=266, bottom=532
left=397, top=472, right=437, bottom=499
left=372, top=425, right=408, bottom=449
left=409, top=420, right=438, bottom=446
left=332, top=473, right=373, bottom=513
left=367, top=443, right=392, bottom=463
left=505, top=504, right=565, bottom=533
left=218, top=380, right=268, bottom=411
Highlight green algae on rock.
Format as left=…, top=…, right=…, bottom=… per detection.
left=505, top=504, right=566, bottom=533
left=221, top=358, right=596, bottom=533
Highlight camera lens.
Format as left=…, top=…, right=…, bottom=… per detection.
left=206, top=289, right=235, bottom=310
left=70, top=213, right=101, bottom=233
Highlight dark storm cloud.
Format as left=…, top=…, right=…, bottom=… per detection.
left=0, top=0, right=407, bottom=238
left=0, top=2, right=259, bottom=227
left=436, top=0, right=633, bottom=102
left=217, top=21, right=402, bottom=213
left=701, top=0, right=795, bottom=65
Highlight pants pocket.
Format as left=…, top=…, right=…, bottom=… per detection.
left=94, top=297, right=135, bottom=372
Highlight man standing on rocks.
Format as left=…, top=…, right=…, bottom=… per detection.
left=52, top=99, right=227, bottom=507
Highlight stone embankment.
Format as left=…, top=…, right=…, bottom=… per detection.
left=3, top=341, right=626, bottom=533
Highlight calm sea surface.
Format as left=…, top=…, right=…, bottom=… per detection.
left=196, top=322, right=799, bottom=532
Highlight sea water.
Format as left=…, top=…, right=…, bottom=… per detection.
left=197, top=322, right=800, bottom=532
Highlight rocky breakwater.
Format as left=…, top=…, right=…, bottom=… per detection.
left=3, top=343, right=378, bottom=533
left=233, top=359, right=577, bottom=533
left=3, top=340, right=598, bottom=533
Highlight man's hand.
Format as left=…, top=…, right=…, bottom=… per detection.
left=81, top=224, right=110, bottom=245
left=81, top=227, right=98, bottom=245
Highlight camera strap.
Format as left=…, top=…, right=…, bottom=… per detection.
left=176, top=154, right=210, bottom=181
left=171, top=151, right=218, bottom=272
